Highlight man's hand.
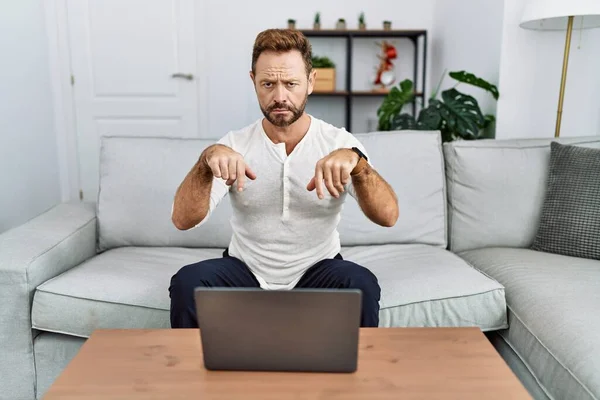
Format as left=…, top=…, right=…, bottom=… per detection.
left=307, top=148, right=359, bottom=199
left=203, top=144, right=256, bottom=192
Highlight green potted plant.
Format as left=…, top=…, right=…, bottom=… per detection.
left=376, top=70, right=500, bottom=142
left=358, top=12, right=366, bottom=30
left=336, top=18, right=346, bottom=30
left=314, top=12, right=321, bottom=30
left=287, top=19, right=296, bottom=29
left=312, top=55, right=336, bottom=92
left=383, top=20, right=392, bottom=30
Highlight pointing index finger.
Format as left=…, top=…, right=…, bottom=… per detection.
left=315, top=165, right=324, bottom=199
left=236, top=159, right=245, bottom=192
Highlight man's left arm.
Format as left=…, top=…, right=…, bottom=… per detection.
left=307, top=148, right=399, bottom=227
left=349, top=160, right=399, bottom=227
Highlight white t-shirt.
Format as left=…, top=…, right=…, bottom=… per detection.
left=193, top=115, right=369, bottom=290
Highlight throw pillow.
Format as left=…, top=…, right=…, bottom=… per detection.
left=531, top=141, right=600, bottom=260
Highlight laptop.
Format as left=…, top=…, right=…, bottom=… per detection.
left=194, top=287, right=362, bottom=373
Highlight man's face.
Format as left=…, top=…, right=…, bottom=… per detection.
left=251, top=50, right=315, bottom=127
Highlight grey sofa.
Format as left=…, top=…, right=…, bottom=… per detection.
left=1, top=131, right=598, bottom=400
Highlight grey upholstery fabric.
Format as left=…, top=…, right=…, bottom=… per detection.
left=531, top=142, right=600, bottom=260
left=444, top=136, right=600, bottom=253
left=341, top=244, right=506, bottom=330
left=33, top=244, right=505, bottom=340
left=97, top=136, right=234, bottom=251
left=459, top=247, right=600, bottom=400
left=0, top=202, right=96, bottom=400
left=33, top=332, right=85, bottom=400
left=486, top=331, right=551, bottom=400
left=338, top=131, right=447, bottom=247
left=33, top=247, right=224, bottom=338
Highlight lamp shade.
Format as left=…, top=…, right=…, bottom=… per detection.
left=520, top=0, right=600, bottom=30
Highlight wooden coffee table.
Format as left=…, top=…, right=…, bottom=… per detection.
left=44, top=328, right=531, bottom=399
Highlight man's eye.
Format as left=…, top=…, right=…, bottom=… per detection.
left=263, top=82, right=273, bottom=88
left=287, top=82, right=297, bottom=87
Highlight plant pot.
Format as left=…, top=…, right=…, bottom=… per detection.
left=359, top=23, right=366, bottom=30
left=336, top=20, right=346, bottom=30
left=288, top=21, right=296, bottom=29
left=313, top=22, right=321, bottom=30
left=313, top=68, right=336, bottom=92
left=383, top=21, right=392, bottom=30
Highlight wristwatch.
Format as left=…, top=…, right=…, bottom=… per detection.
left=350, top=147, right=368, bottom=175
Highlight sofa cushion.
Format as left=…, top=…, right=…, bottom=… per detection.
left=339, top=131, right=447, bottom=247
left=459, top=247, right=600, bottom=400
left=32, top=247, right=224, bottom=337
left=444, top=136, right=600, bottom=253
left=98, top=130, right=447, bottom=251
left=97, top=136, right=233, bottom=251
left=531, top=142, right=600, bottom=260
left=32, top=245, right=505, bottom=337
left=340, top=244, right=506, bottom=330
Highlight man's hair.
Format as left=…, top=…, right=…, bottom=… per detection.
left=251, top=29, right=312, bottom=76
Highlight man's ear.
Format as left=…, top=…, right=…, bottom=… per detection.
left=307, top=69, right=316, bottom=95
left=249, top=71, right=258, bottom=92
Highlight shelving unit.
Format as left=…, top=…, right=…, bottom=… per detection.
left=301, top=29, right=428, bottom=132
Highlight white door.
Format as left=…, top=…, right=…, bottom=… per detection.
left=66, top=0, right=198, bottom=201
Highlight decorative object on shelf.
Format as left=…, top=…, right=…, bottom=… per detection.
left=336, top=18, right=346, bottom=30
left=377, top=70, right=499, bottom=142
left=358, top=12, right=366, bottom=30
left=383, top=20, right=392, bottom=30
left=312, top=55, right=336, bottom=92
left=287, top=19, right=296, bottom=29
left=372, top=41, right=397, bottom=91
left=313, top=12, right=321, bottom=30
left=519, top=0, right=600, bottom=138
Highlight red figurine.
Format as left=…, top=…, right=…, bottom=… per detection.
left=373, top=41, right=397, bottom=90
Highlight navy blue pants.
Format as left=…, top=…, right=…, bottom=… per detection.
left=169, top=250, right=381, bottom=328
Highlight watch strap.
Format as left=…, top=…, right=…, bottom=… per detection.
left=351, top=153, right=368, bottom=176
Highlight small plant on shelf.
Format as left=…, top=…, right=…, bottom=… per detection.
left=336, top=18, right=346, bottom=30
left=383, top=20, right=392, bottom=30
left=358, top=12, right=366, bottom=30
left=376, top=70, right=499, bottom=142
left=287, top=19, right=296, bottom=29
left=312, top=55, right=335, bottom=68
left=314, top=12, right=321, bottom=30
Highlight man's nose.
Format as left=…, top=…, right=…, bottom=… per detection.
left=273, top=84, right=287, bottom=103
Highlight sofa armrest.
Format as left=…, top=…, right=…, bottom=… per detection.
left=0, top=202, right=97, bottom=400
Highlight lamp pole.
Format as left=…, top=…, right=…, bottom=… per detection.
left=555, top=15, right=574, bottom=138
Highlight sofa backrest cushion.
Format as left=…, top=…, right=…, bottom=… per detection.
left=338, top=131, right=447, bottom=247
left=444, top=136, right=600, bottom=253
left=98, top=130, right=448, bottom=251
left=97, top=136, right=233, bottom=251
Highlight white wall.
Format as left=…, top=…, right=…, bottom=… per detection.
left=197, top=0, right=436, bottom=136
left=495, top=0, right=600, bottom=139
left=0, top=1, right=61, bottom=233
left=430, top=0, right=505, bottom=120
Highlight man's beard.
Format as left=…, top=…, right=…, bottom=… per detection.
left=261, top=95, right=308, bottom=127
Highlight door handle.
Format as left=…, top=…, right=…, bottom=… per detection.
left=171, top=73, right=194, bottom=81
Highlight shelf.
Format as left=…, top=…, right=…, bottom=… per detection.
left=352, top=90, right=424, bottom=97
left=311, top=90, right=349, bottom=96
left=300, top=29, right=426, bottom=38
left=311, top=90, right=424, bottom=97
left=299, top=28, right=427, bottom=131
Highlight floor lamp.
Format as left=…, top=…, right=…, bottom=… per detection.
left=520, top=0, right=600, bottom=137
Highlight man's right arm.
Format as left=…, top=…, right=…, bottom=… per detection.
left=171, top=147, right=217, bottom=230
left=171, top=144, right=256, bottom=231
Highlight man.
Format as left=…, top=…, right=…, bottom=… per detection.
left=169, top=28, right=399, bottom=328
